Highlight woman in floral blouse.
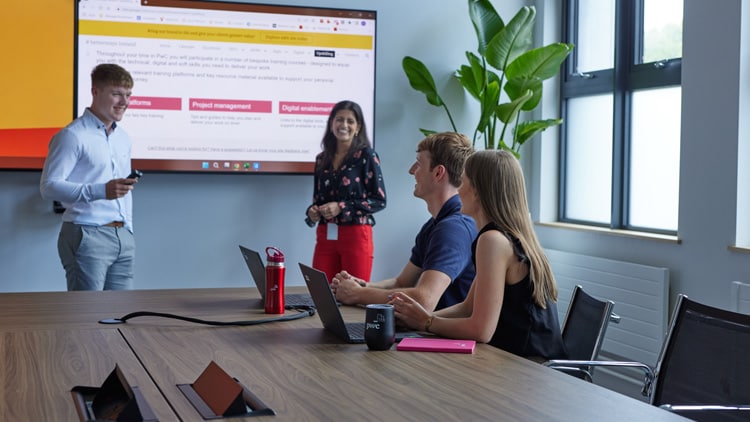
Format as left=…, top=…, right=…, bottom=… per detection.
left=305, top=100, right=386, bottom=282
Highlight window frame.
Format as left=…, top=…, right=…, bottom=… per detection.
left=559, top=0, right=682, bottom=235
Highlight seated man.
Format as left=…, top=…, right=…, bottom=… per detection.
left=331, top=132, right=476, bottom=312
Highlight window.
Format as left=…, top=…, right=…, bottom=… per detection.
left=560, top=0, right=683, bottom=233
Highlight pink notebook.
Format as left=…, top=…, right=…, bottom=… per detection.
left=396, top=337, right=476, bottom=354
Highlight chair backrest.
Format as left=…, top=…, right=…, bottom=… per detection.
left=652, top=295, right=750, bottom=414
left=560, top=285, right=616, bottom=366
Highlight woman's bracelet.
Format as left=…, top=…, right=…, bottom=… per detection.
left=424, top=315, right=435, bottom=332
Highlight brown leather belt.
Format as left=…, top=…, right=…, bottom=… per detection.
left=102, top=221, right=124, bottom=228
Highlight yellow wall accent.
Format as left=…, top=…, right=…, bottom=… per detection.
left=0, top=1, right=74, bottom=129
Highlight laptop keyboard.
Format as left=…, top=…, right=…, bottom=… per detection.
left=347, top=322, right=366, bottom=339
left=285, top=294, right=316, bottom=308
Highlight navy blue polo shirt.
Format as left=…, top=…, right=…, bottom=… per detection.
left=409, top=195, right=477, bottom=309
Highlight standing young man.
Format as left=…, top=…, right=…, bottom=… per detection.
left=41, top=63, right=138, bottom=291
left=332, top=132, right=477, bottom=311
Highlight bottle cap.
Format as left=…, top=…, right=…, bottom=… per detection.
left=266, top=246, right=284, bottom=263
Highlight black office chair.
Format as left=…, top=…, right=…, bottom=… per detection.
left=545, top=285, right=619, bottom=382
left=545, top=294, right=750, bottom=421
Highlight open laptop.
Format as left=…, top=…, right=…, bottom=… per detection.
left=298, top=262, right=421, bottom=344
left=239, top=245, right=316, bottom=309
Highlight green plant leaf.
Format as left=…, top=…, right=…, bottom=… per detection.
left=496, top=89, right=533, bottom=124
left=456, top=52, right=501, bottom=101
left=401, top=3, right=570, bottom=157
left=402, top=56, right=444, bottom=107
left=419, top=128, right=438, bottom=137
left=456, top=52, right=485, bottom=101
left=498, top=139, right=512, bottom=153
left=477, top=80, right=500, bottom=134
left=468, top=0, right=505, bottom=55
left=485, top=6, right=535, bottom=72
left=514, top=118, right=563, bottom=148
left=505, top=77, right=543, bottom=111
left=506, top=43, right=574, bottom=80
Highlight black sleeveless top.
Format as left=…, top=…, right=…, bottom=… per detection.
left=472, top=222, right=567, bottom=360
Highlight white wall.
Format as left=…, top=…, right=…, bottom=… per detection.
left=2, top=0, right=749, bottom=316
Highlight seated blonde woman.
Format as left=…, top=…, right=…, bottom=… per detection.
left=390, top=150, right=567, bottom=360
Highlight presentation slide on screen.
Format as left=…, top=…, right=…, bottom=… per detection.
left=77, top=0, right=376, bottom=173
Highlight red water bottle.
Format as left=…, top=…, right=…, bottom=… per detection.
left=265, top=246, right=285, bottom=314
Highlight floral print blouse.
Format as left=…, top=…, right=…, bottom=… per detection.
left=310, top=146, right=386, bottom=226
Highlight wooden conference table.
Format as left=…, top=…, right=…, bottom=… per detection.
left=0, top=287, right=688, bottom=421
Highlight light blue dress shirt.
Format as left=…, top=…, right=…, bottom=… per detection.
left=40, top=108, right=134, bottom=232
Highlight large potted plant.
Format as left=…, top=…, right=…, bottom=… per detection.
left=403, top=0, right=573, bottom=157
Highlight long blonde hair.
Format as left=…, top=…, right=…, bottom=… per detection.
left=463, top=150, right=557, bottom=308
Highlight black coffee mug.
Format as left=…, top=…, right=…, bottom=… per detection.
left=364, top=304, right=395, bottom=350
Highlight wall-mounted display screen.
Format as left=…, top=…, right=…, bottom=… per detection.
left=78, top=0, right=376, bottom=174
left=0, top=0, right=377, bottom=173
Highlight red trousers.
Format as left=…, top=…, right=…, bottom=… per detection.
left=313, top=224, right=373, bottom=283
